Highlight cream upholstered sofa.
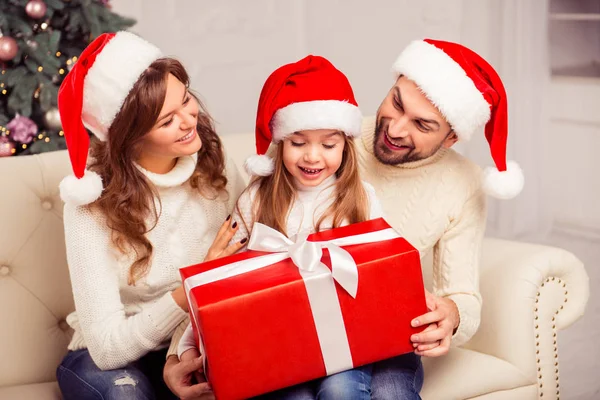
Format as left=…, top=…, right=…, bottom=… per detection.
left=0, top=131, right=589, bottom=400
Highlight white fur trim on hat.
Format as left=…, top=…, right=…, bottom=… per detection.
left=244, top=154, right=275, bottom=177
left=271, top=100, right=362, bottom=142
left=482, top=160, right=524, bottom=199
left=59, top=170, right=103, bottom=206
left=392, top=40, right=490, bottom=141
left=82, top=31, right=162, bottom=141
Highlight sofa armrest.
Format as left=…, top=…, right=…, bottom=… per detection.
left=463, top=238, right=588, bottom=398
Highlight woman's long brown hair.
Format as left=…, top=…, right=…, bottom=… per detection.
left=244, top=135, right=369, bottom=237
left=88, top=58, right=227, bottom=285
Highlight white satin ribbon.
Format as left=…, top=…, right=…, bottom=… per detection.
left=183, top=222, right=400, bottom=375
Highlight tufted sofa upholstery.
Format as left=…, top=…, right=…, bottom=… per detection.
left=0, top=131, right=589, bottom=400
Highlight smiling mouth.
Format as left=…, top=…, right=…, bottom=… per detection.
left=384, top=131, right=413, bottom=150
left=176, top=129, right=195, bottom=142
left=299, top=166, right=324, bottom=175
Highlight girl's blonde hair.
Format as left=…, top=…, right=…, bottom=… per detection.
left=238, top=135, right=369, bottom=237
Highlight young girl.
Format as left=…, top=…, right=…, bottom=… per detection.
left=178, top=55, right=385, bottom=400
left=55, top=32, right=246, bottom=400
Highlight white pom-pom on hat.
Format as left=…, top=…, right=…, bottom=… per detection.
left=59, top=170, right=103, bottom=206
left=483, top=160, right=524, bottom=200
left=244, top=154, right=275, bottom=177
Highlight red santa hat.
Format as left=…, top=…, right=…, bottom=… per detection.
left=57, top=31, right=162, bottom=206
left=246, top=55, right=363, bottom=176
left=392, top=39, right=524, bottom=199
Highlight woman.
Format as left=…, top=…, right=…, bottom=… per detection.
left=55, top=31, right=245, bottom=399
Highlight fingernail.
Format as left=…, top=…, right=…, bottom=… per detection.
left=411, top=335, right=419, bottom=341
left=232, top=221, right=238, bottom=229
left=412, top=319, right=419, bottom=327
left=226, top=215, right=231, bottom=221
left=240, top=237, right=247, bottom=244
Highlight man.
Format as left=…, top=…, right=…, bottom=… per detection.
left=357, top=38, right=523, bottom=399
left=164, top=39, right=524, bottom=399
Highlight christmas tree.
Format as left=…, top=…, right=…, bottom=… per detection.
left=0, top=0, right=135, bottom=157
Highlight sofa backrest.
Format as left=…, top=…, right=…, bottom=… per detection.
left=0, top=150, right=75, bottom=387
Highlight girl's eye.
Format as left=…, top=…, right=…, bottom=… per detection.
left=323, top=144, right=336, bottom=149
left=290, top=141, right=305, bottom=147
left=162, top=118, right=173, bottom=128
left=183, top=95, right=191, bottom=105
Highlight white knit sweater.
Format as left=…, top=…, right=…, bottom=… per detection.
left=356, top=117, right=487, bottom=347
left=63, top=153, right=245, bottom=370
left=177, top=175, right=385, bottom=357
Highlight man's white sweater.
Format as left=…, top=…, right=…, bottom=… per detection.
left=356, top=117, right=487, bottom=347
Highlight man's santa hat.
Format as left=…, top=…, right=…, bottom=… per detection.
left=392, top=39, right=524, bottom=199
left=57, top=31, right=162, bottom=206
left=246, top=55, right=363, bottom=176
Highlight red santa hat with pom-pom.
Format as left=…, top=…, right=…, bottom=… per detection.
left=392, top=39, right=524, bottom=199
left=246, top=55, right=363, bottom=176
left=57, top=31, right=162, bottom=206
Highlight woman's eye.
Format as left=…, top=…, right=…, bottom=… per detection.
left=323, top=144, right=336, bottom=149
left=183, top=96, right=191, bottom=105
left=290, top=141, right=305, bottom=147
left=162, top=118, right=173, bottom=128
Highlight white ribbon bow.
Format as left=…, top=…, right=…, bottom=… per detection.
left=247, top=223, right=359, bottom=297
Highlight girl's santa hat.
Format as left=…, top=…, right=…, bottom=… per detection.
left=392, top=39, right=524, bottom=199
left=57, top=31, right=162, bottom=206
left=246, top=55, right=363, bottom=177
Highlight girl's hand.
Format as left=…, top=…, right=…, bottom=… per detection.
left=204, top=215, right=247, bottom=262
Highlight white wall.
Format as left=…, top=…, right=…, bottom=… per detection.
left=111, top=0, right=470, bottom=135
left=547, top=79, right=600, bottom=239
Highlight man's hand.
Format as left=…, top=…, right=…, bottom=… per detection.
left=410, top=290, right=459, bottom=357
left=163, top=355, right=214, bottom=400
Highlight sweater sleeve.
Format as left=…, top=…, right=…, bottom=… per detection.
left=432, top=188, right=487, bottom=348
left=362, top=180, right=386, bottom=220
left=63, top=204, right=188, bottom=370
left=166, top=318, right=190, bottom=358
left=177, top=323, right=198, bottom=359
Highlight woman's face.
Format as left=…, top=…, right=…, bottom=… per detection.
left=136, top=74, right=201, bottom=173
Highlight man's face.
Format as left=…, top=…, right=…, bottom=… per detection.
left=373, top=76, right=456, bottom=165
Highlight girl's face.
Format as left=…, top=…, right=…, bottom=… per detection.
left=136, top=74, right=201, bottom=173
left=282, top=129, right=345, bottom=187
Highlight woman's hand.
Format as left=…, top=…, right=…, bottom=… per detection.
left=410, top=290, right=459, bottom=357
left=163, top=355, right=214, bottom=400
left=171, top=215, right=247, bottom=312
left=204, top=215, right=247, bottom=262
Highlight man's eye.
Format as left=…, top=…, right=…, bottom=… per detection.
left=416, top=121, right=430, bottom=132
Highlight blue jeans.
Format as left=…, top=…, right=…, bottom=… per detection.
left=56, top=348, right=178, bottom=400
left=259, top=353, right=422, bottom=400
left=258, top=364, right=372, bottom=400
left=371, top=353, right=424, bottom=400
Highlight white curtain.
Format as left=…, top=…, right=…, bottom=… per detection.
left=459, top=0, right=554, bottom=241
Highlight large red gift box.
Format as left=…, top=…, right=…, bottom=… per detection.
left=180, top=218, right=427, bottom=400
